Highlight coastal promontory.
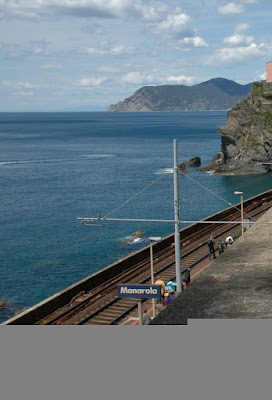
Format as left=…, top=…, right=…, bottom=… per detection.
left=108, top=78, right=252, bottom=112
left=200, top=82, right=272, bottom=174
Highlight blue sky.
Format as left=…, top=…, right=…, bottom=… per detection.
left=0, top=0, right=271, bottom=111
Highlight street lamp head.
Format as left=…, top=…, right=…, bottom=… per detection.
left=234, top=191, right=243, bottom=195
left=149, top=236, right=162, bottom=242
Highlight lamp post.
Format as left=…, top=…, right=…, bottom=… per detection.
left=149, top=236, right=162, bottom=318
left=234, top=191, right=244, bottom=235
left=173, top=139, right=182, bottom=293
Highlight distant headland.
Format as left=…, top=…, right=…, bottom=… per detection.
left=107, top=78, right=253, bottom=112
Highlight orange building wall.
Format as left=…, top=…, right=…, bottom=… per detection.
left=266, top=62, right=272, bottom=82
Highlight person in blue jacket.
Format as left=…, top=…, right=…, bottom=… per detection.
left=165, top=280, right=177, bottom=293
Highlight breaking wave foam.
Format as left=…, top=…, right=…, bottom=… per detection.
left=155, top=168, right=173, bottom=175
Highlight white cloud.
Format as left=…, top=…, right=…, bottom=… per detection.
left=223, top=34, right=254, bottom=46
left=235, top=23, right=250, bottom=33
left=218, top=3, right=245, bottom=16
left=208, top=42, right=266, bottom=65
left=149, top=11, right=208, bottom=50
left=97, top=66, right=120, bottom=73
left=166, top=75, right=194, bottom=84
left=82, top=44, right=135, bottom=56
left=0, top=39, right=51, bottom=60
left=121, top=71, right=196, bottom=86
left=0, top=0, right=154, bottom=21
left=2, top=0, right=257, bottom=22
left=18, top=81, right=39, bottom=89
left=2, top=80, right=15, bottom=88
left=77, top=77, right=107, bottom=87
left=121, top=72, right=153, bottom=84
left=175, top=36, right=209, bottom=50
left=152, top=13, right=193, bottom=39
left=2, top=80, right=40, bottom=89
left=142, top=2, right=168, bottom=21
left=259, top=72, right=266, bottom=80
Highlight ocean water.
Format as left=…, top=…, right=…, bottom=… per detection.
left=0, top=111, right=271, bottom=322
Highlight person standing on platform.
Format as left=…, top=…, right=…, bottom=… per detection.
left=165, top=280, right=177, bottom=294
left=168, top=292, right=175, bottom=303
left=218, top=238, right=225, bottom=254
left=155, top=300, right=164, bottom=315
left=226, top=235, right=234, bottom=246
left=155, top=277, right=165, bottom=303
left=207, top=236, right=216, bottom=259
left=164, top=292, right=175, bottom=306
left=183, top=268, right=191, bottom=289
left=143, top=309, right=151, bottom=325
left=164, top=293, right=170, bottom=306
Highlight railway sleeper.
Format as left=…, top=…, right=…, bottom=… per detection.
left=99, top=311, right=122, bottom=317
left=91, top=313, right=117, bottom=321
left=85, top=321, right=106, bottom=325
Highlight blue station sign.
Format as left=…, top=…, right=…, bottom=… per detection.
left=117, top=284, right=161, bottom=299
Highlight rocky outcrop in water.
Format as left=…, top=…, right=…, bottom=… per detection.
left=178, top=163, right=187, bottom=174
left=200, top=82, right=272, bottom=174
left=184, top=157, right=201, bottom=167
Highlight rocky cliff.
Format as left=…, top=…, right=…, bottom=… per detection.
left=108, top=78, right=252, bottom=112
left=200, top=82, right=272, bottom=174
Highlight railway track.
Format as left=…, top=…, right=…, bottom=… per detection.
left=37, top=192, right=272, bottom=325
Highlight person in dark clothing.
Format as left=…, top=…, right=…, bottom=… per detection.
left=183, top=268, right=191, bottom=289
left=164, top=293, right=169, bottom=306
left=207, top=236, right=216, bottom=259
left=217, top=238, right=225, bottom=255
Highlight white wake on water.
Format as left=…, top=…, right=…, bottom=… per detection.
left=0, top=154, right=114, bottom=166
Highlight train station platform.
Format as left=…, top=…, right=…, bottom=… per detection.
left=150, top=206, right=272, bottom=324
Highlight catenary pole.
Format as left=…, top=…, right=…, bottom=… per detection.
left=138, top=301, right=143, bottom=325
left=173, top=139, right=182, bottom=292
left=241, top=193, right=244, bottom=235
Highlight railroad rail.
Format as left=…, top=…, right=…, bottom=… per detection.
left=36, top=190, right=272, bottom=325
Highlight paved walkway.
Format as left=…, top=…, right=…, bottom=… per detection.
left=150, top=207, right=272, bottom=324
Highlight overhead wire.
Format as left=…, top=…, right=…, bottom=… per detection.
left=179, top=171, right=233, bottom=207
left=104, top=170, right=171, bottom=218
left=178, top=171, right=264, bottom=222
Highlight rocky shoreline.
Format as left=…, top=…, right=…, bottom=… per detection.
left=199, top=82, right=272, bottom=175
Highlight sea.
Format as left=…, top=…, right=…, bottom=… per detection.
left=0, top=111, right=271, bottom=323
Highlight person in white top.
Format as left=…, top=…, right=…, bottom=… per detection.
left=225, top=235, right=234, bottom=245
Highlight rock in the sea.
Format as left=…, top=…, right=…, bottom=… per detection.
left=200, top=82, right=272, bottom=174
left=0, top=301, right=8, bottom=310
left=184, top=157, right=201, bottom=166
left=178, top=163, right=188, bottom=173
left=131, top=230, right=144, bottom=238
